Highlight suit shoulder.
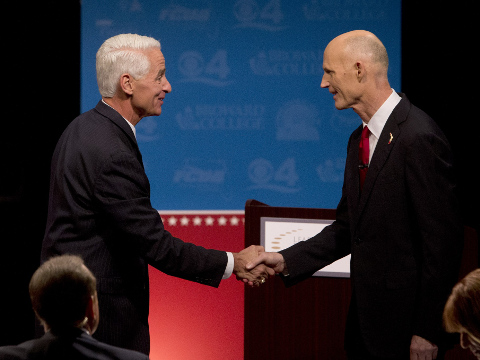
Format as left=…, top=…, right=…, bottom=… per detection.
left=0, top=345, right=24, bottom=359
left=65, top=108, right=119, bottom=138
left=395, top=106, right=454, bottom=168
left=80, top=334, right=149, bottom=359
left=95, top=344, right=150, bottom=360
left=0, top=338, right=41, bottom=359
left=398, top=100, right=448, bottom=143
left=57, top=108, right=131, bottom=157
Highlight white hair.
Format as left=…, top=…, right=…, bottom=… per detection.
left=96, top=34, right=161, bottom=97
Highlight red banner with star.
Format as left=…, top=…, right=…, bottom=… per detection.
left=149, top=211, right=245, bottom=360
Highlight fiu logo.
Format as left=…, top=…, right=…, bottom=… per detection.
left=173, top=159, right=227, bottom=186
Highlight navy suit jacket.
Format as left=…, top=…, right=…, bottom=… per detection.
left=280, top=94, right=463, bottom=358
left=0, top=329, right=149, bottom=360
left=41, top=101, right=228, bottom=354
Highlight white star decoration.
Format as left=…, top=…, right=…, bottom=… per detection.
left=161, top=213, right=244, bottom=227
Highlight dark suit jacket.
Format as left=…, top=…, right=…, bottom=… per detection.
left=0, top=329, right=149, bottom=360
left=41, top=101, right=228, bottom=354
left=280, top=94, right=463, bottom=358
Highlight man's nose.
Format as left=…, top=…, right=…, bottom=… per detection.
left=320, top=75, right=329, bottom=89
left=164, top=77, right=172, bottom=93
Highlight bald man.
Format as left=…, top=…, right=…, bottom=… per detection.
left=247, top=30, right=463, bottom=360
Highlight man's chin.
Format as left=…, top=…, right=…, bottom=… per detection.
left=146, top=109, right=162, bottom=117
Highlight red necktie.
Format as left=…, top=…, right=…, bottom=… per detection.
left=358, top=125, right=370, bottom=191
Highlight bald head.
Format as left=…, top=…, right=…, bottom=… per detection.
left=321, top=30, right=393, bottom=121
left=344, top=31, right=388, bottom=69
left=326, top=30, right=389, bottom=76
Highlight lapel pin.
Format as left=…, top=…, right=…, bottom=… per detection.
left=388, top=132, right=393, bottom=144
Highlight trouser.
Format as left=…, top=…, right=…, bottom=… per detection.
left=344, top=294, right=447, bottom=360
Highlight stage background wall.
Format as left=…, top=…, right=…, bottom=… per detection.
left=81, top=0, right=401, bottom=211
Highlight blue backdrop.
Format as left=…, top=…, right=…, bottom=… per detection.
left=81, top=0, right=401, bottom=210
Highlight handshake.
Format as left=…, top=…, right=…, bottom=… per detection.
left=232, top=245, right=286, bottom=287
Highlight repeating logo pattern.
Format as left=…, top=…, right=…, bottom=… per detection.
left=233, top=0, right=287, bottom=31
left=81, top=0, right=401, bottom=210
left=177, top=50, right=233, bottom=86
left=173, top=159, right=227, bottom=187
left=175, top=104, right=265, bottom=130
left=248, top=158, right=300, bottom=193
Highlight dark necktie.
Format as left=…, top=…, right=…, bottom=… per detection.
left=358, top=125, right=370, bottom=191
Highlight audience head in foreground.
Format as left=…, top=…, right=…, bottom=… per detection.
left=444, top=269, right=480, bottom=359
left=0, top=255, right=149, bottom=360
left=30, top=254, right=99, bottom=335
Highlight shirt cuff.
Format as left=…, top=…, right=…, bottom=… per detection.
left=222, top=252, right=234, bottom=279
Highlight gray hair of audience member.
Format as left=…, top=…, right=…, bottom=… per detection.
left=96, top=33, right=161, bottom=98
left=29, top=255, right=96, bottom=332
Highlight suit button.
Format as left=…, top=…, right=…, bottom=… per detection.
left=354, top=238, right=361, bottom=245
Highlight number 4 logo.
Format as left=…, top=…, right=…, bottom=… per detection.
left=248, top=157, right=300, bottom=191
left=178, top=50, right=232, bottom=85
left=234, top=0, right=285, bottom=27
left=204, top=50, right=230, bottom=79
left=274, top=158, right=298, bottom=186
left=260, top=0, right=283, bottom=24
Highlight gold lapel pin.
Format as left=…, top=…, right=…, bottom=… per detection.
left=388, top=132, right=393, bottom=144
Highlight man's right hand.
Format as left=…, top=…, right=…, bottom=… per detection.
left=246, top=252, right=286, bottom=276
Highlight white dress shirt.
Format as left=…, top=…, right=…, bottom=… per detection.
left=363, top=90, right=402, bottom=162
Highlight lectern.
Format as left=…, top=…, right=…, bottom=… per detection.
left=244, top=199, right=479, bottom=360
left=244, top=199, right=351, bottom=360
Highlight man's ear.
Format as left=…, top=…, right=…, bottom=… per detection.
left=33, top=310, right=49, bottom=333
left=85, top=295, right=95, bottom=321
left=85, top=293, right=99, bottom=334
left=119, top=73, right=134, bottom=95
left=355, top=61, right=364, bottom=82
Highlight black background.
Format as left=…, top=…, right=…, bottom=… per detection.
left=1, top=0, right=477, bottom=346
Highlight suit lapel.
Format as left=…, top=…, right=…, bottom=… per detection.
left=94, top=100, right=144, bottom=166
left=356, top=95, right=409, bottom=218
left=95, top=100, right=137, bottom=142
left=347, top=125, right=363, bottom=214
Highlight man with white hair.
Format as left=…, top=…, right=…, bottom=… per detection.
left=41, top=34, right=272, bottom=355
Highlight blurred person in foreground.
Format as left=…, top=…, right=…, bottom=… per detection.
left=0, top=255, right=149, bottom=360
left=444, top=268, right=480, bottom=359
left=41, top=33, right=272, bottom=355
left=247, top=30, right=463, bottom=360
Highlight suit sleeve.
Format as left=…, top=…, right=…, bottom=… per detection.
left=93, top=150, right=227, bottom=287
left=405, top=129, right=463, bottom=344
left=280, top=191, right=351, bottom=287
left=279, top=134, right=354, bottom=287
